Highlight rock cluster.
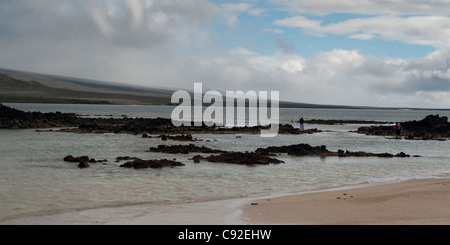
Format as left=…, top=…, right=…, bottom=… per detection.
left=148, top=144, right=225, bottom=154
left=256, top=144, right=332, bottom=156
left=150, top=143, right=413, bottom=166
left=357, top=114, right=450, bottom=140
left=119, top=158, right=185, bottom=169
left=0, top=104, right=81, bottom=129
left=64, top=155, right=184, bottom=169
left=192, top=152, right=285, bottom=165
left=63, top=155, right=107, bottom=168
left=1, top=104, right=320, bottom=135
left=304, top=119, right=390, bottom=125
left=335, top=150, right=411, bottom=158
left=255, top=144, right=411, bottom=158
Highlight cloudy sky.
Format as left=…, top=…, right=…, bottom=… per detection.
left=1, top=0, right=450, bottom=108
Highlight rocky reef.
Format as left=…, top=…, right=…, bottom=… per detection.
left=63, top=141, right=414, bottom=170
left=256, top=144, right=332, bottom=156
left=0, top=104, right=319, bottom=135
left=357, top=114, right=450, bottom=140
left=119, top=158, right=185, bottom=169
left=64, top=154, right=184, bottom=169
left=151, top=143, right=413, bottom=166
left=192, top=152, right=285, bottom=165
left=255, top=144, right=412, bottom=158
left=148, top=144, right=225, bottom=154
left=304, top=119, right=391, bottom=125
left=63, top=155, right=108, bottom=168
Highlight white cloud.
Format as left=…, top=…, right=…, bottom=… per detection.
left=89, top=5, right=116, bottom=36
left=269, top=0, right=450, bottom=15
left=187, top=48, right=450, bottom=108
left=275, top=15, right=450, bottom=49
left=221, top=3, right=253, bottom=12
left=123, top=0, right=144, bottom=28
left=248, top=8, right=266, bottom=16
left=348, top=33, right=376, bottom=40
left=274, top=16, right=324, bottom=36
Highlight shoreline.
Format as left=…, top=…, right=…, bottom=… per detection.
left=241, top=177, right=450, bottom=225
left=2, top=178, right=450, bottom=225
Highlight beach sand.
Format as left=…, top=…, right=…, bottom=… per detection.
left=2, top=178, right=450, bottom=225
left=241, top=178, right=450, bottom=225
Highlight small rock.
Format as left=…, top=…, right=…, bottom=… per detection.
left=78, top=161, right=90, bottom=168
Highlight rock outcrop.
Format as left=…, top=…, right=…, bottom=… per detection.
left=119, top=158, right=185, bottom=169
left=357, top=114, right=450, bottom=140
left=1, top=104, right=321, bottom=135
left=63, top=155, right=107, bottom=168
left=148, top=144, right=225, bottom=154
left=193, top=152, right=285, bottom=165
left=256, top=144, right=332, bottom=156
left=255, top=144, right=411, bottom=158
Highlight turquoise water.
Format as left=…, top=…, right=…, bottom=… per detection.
left=1, top=103, right=450, bottom=222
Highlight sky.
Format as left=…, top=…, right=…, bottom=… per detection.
left=1, top=0, right=450, bottom=108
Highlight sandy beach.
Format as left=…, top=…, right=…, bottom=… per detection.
left=241, top=178, right=450, bottom=225
left=2, top=178, right=450, bottom=225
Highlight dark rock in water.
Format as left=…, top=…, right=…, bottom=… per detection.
left=63, top=155, right=91, bottom=168
left=256, top=143, right=412, bottom=158
left=119, top=158, right=185, bottom=169
left=336, top=150, right=410, bottom=158
left=148, top=144, right=225, bottom=154
left=1, top=104, right=81, bottom=129
left=120, top=159, right=150, bottom=169
left=63, top=155, right=76, bottom=162
left=78, top=161, right=90, bottom=168
left=115, top=156, right=140, bottom=162
left=277, top=124, right=321, bottom=134
left=401, top=114, right=450, bottom=139
left=396, top=152, right=409, bottom=157
left=63, top=155, right=90, bottom=163
left=64, top=155, right=106, bottom=167
left=1, top=104, right=322, bottom=135
left=199, top=152, right=284, bottom=165
left=357, top=114, right=450, bottom=140
left=89, top=158, right=107, bottom=163
left=305, top=119, right=391, bottom=125
left=191, top=155, right=203, bottom=163
left=157, top=134, right=196, bottom=141
left=256, top=144, right=333, bottom=156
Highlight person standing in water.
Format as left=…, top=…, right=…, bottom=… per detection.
left=299, top=117, right=304, bottom=131
left=394, top=122, right=402, bottom=139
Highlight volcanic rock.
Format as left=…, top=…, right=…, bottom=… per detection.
left=357, top=114, right=450, bottom=140
left=256, top=144, right=332, bottom=156
left=119, top=158, right=185, bottom=169
left=148, top=144, right=225, bottom=154
left=197, top=152, right=284, bottom=165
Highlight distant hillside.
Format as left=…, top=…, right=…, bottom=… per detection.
left=0, top=68, right=373, bottom=108
left=0, top=68, right=174, bottom=105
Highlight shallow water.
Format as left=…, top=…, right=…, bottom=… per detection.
left=1, top=103, right=450, bottom=222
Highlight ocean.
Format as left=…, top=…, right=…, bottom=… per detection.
left=1, top=103, right=450, bottom=222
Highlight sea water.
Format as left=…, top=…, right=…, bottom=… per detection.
left=1, top=103, right=450, bottom=222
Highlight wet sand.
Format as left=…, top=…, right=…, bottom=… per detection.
left=2, top=178, right=450, bottom=225
left=241, top=178, right=450, bottom=225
